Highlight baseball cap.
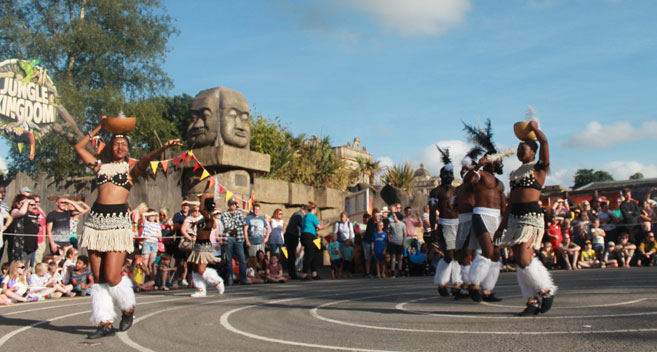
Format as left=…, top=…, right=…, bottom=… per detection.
left=381, top=206, right=390, bottom=213
left=227, top=198, right=237, bottom=206
left=607, top=241, right=615, bottom=247
left=20, top=187, right=33, bottom=194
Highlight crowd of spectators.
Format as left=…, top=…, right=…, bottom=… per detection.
left=2, top=182, right=657, bottom=305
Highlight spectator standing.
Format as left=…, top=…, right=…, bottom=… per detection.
left=598, top=201, right=618, bottom=243
left=141, top=210, right=162, bottom=278
left=372, top=220, right=388, bottom=278
left=172, top=200, right=191, bottom=287
left=268, top=209, right=285, bottom=256
left=283, top=206, right=306, bottom=280
left=637, top=232, right=656, bottom=266
left=589, top=218, right=606, bottom=258
left=387, top=212, right=407, bottom=278
left=32, top=195, right=47, bottom=263
left=68, top=199, right=91, bottom=249
left=245, top=203, right=270, bottom=257
left=328, top=233, right=342, bottom=279
left=6, top=195, right=40, bottom=268
left=342, top=239, right=355, bottom=278
left=421, top=204, right=432, bottom=244
left=221, top=198, right=250, bottom=285
left=402, top=207, right=422, bottom=245
left=299, top=201, right=329, bottom=281
left=334, top=212, right=355, bottom=248
left=620, top=188, right=642, bottom=243
left=362, top=209, right=380, bottom=279
left=547, top=217, right=564, bottom=252
left=46, top=197, right=85, bottom=256
left=0, top=184, right=11, bottom=264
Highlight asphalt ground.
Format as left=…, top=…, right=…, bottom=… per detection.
left=1, top=266, right=656, bottom=352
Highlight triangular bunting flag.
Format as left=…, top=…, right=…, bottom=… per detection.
left=180, top=152, right=188, bottom=162
left=193, top=162, right=201, bottom=172
left=217, top=184, right=225, bottom=197
left=242, top=200, right=247, bottom=209
left=200, top=169, right=210, bottom=181
left=173, top=157, right=181, bottom=168
left=161, top=160, right=169, bottom=173
left=97, top=141, right=105, bottom=154
left=17, top=143, right=23, bottom=153
left=187, top=150, right=194, bottom=158
left=225, top=190, right=233, bottom=203
left=281, top=247, right=289, bottom=259
left=313, top=238, right=322, bottom=250
left=150, top=161, right=159, bottom=175
left=235, top=196, right=241, bottom=204
left=206, top=177, right=215, bottom=190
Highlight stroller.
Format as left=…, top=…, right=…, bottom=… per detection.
left=405, top=239, right=427, bottom=276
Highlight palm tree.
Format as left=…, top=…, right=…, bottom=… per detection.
left=381, top=162, right=416, bottom=191
left=355, top=156, right=382, bottom=185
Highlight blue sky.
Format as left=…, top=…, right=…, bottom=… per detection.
left=5, top=0, right=657, bottom=187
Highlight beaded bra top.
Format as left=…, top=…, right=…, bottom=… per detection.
left=509, top=162, right=543, bottom=191
left=97, top=162, right=132, bottom=190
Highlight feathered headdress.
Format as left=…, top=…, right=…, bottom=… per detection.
left=436, top=145, right=453, bottom=172
left=462, top=119, right=513, bottom=164
left=461, top=146, right=484, bottom=168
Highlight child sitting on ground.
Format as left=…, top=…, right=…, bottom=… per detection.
left=342, top=239, right=355, bottom=278
left=28, top=262, right=74, bottom=299
left=61, top=247, right=78, bottom=285
left=0, top=263, right=9, bottom=283
left=266, top=254, right=285, bottom=283
left=1, top=260, right=34, bottom=303
left=130, top=256, right=155, bottom=291
left=540, top=242, right=557, bottom=270
left=246, top=256, right=265, bottom=284
left=47, top=262, right=75, bottom=295
left=155, top=254, right=177, bottom=290
left=602, top=241, right=619, bottom=268
left=579, top=241, right=601, bottom=269
left=70, top=255, right=94, bottom=296
left=328, top=233, right=342, bottom=280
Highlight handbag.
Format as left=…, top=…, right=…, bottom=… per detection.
left=178, top=238, right=194, bottom=252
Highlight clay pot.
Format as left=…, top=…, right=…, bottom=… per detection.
left=513, top=121, right=537, bottom=141
left=102, top=117, right=136, bottom=134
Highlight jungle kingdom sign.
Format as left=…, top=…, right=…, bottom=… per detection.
left=0, top=59, right=58, bottom=160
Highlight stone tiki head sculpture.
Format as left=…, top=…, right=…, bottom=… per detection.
left=186, top=87, right=250, bottom=149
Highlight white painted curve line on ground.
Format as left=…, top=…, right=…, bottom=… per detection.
left=1, top=294, right=170, bottom=316
left=220, top=296, right=401, bottom=352
left=312, top=294, right=657, bottom=333
left=397, top=296, right=657, bottom=320
left=481, top=297, right=648, bottom=309
left=118, top=295, right=259, bottom=352
left=0, top=296, right=191, bottom=348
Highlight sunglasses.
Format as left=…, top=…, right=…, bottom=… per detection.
left=18, top=266, right=25, bottom=269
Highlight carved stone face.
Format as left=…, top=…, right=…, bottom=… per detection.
left=219, top=89, right=250, bottom=148
left=185, top=87, right=250, bottom=149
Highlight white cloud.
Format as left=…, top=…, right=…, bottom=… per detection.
left=603, top=161, right=657, bottom=181
left=417, top=140, right=471, bottom=176
left=564, top=120, right=657, bottom=150
left=376, top=156, right=395, bottom=170
left=347, top=0, right=471, bottom=36
left=545, top=168, right=576, bottom=188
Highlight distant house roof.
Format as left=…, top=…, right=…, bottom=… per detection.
left=572, top=177, right=657, bottom=193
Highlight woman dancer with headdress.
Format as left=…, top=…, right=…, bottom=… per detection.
left=495, top=120, right=556, bottom=315
left=186, top=194, right=225, bottom=297
left=75, top=116, right=181, bottom=338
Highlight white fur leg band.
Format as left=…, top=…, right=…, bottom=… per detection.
left=192, top=272, right=206, bottom=291
left=481, top=260, right=501, bottom=292
left=433, top=259, right=453, bottom=286
left=516, top=267, right=534, bottom=300
left=461, top=264, right=471, bottom=284
left=469, top=254, right=492, bottom=286
left=451, top=261, right=462, bottom=286
left=108, top=276, right=136, bottom=312
left=525, top=257, right=557, bottom=296
left=202, top=268, right=223, bottom=286
left=90, top=284, right=116, bottom=325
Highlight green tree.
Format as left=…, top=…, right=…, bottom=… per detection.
left=1, top=0, right=178, bottom=179
left=629, top=172, right=644, bottom=180
left=382, top=163, right=417, bottom=191
left=355, top=156, right=381, bottom=185
left=573, top=169, right=614, bottom=190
